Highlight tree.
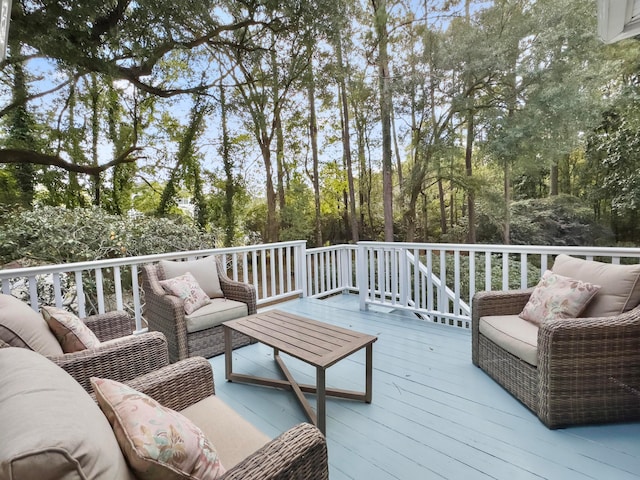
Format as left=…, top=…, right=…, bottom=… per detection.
left=3, top=41, right=35, bottom=207
left=333, top=18, right=360, bottom=243
left=219, top=77, right=235, bottom=247
left=225, top=36, right=305, bottom=243
left=371, top=0, right=394, bottom=242
left=300, top=30, right=323, bottom=247
left=156, top=96, right=209, bottom=226
left=1, top=0, right=310, bottom=212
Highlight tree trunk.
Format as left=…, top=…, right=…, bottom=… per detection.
left=465, top=110, right=476, bottom=243
left=306, top=41, right=323, bottom=247
left=550, top=162, right=559, bottom=196
left=275, top=110, right=286, bottom=211
left=372, top=0, right=394, bottom=242
left=7, top=37, right=35, bottom=208
left=449, top=186, right=454, bottom=229
left=89, top=74, right=101, bottom=206
left=336, top=32, right=359, bottom=243
left=67, top=82, right=84, bottom=208
left=503, top=160, right=510, bottom=244
left=405, top=65, right=419, bottom=242
left=391, top=105, right=403, bottom=208
left=422, top=192, right=429, bottom=242
left=405, top=187, right=419, bottom=242
left=273, top=49, right=286, bottom=212
left=157, top=100, right=206, bottom=219
left=220, top=81, right=235, bottom=247
left=438, top=177, right=447, bottom=235
left=355, top=109, right=370, bottom=238
left=261, top=140, right=279, bottom=243
left=464, top=0, right=476, bottom=242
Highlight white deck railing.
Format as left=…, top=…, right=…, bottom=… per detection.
left=306, top=244, right=358, bottom=298
left=2, top=240, right=640, bottom=332
left=0, top=241, right=307, bottom=333
left=357, top=242, right=640, bottom=329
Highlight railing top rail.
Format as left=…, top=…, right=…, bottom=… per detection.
left=307, top=244, right=357, bottom=253
left=357, top=242, right=640, bottom=257
left=0, top=241, right=308, bottom=278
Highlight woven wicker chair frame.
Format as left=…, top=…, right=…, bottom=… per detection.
left=125, top=357, right=329, bottom=480
left=142, top=258, right=257, bottom=363
left=47, top=310, right=169, bottom=393
left=472, top=289, right=640, bottom=428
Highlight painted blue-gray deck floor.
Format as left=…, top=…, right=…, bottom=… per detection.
left=208, top=295, right=640, bottom=480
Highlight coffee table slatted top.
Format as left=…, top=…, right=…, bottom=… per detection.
left=224, top=310, right=377, bottom=368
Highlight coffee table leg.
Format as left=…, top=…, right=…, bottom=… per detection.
left=365, top=343, right=373, bottom=403
left=317, top=366, right=326, bottom=435
left=224, top=326, right=232, bottom=381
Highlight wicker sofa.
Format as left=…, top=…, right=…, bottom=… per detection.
left=0, top=293, right=168, bottom=393
left=142, top=256, right=257, bottom=362
left=472, top=254, right=640, bottom=428
left=0, top=346, right=329, bottom=479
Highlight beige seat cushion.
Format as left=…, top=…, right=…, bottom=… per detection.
left=552, top=254, right=640, bottom=317
left=185, top=298, right=248, bottom=333
left=160, top=256, right=224, bottom=298
left=0, top=294, right=63, bottom=356
left=479, top=315, right=539, bottom=366
left=0, top=347, right=134, bottom=480
left=180, top=395, right=270, bottom=469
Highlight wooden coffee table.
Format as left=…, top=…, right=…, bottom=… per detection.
left=223, top=310, right=378, bottom=434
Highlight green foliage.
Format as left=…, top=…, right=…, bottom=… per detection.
left=584, top=78, right=640, bottom=242
left=0, top=169, right=20, bottom=205
left=448, top=253, right=542, bottom=300
left=206, top=171, right=250, bottom=246
left=243, top=202, right=269, bottom=245
left=0, top=206, right=217, bottom=266
left=280, top=175, right=315, bottom=244
left=483, top=195, right=612, bottom=247
left=474, top=193, right=611, bottom=246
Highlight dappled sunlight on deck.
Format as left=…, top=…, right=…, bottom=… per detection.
left=210, top=294, right=640, bottom=480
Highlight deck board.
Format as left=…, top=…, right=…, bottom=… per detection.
left=209, top=295, right=640, bottom=480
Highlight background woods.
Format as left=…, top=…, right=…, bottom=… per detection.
left=1, top=0, right=640, bottom=266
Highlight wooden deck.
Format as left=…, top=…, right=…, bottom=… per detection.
left=209, top=294, right=640, bottom=480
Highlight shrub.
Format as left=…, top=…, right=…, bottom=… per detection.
left=0, top=206, right=219, bottom=315
left=0, top=206, right=217, bottom=266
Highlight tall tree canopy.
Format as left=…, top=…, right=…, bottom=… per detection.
left=1, top=0, right=639, bottom=248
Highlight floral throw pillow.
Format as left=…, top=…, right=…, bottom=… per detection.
left=91, top=377, right=226, bottom=480
left=41, top=305, right=101, bottom=353
left=159, top=272, right=211, bottom=315
left=519, top=270, right=601, bottom=326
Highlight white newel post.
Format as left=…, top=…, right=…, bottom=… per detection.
left=298, top=243, right=307, bottom=298
left=357, top=243, right=368, bottom=311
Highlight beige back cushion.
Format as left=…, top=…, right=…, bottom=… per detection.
left=160, top=256, right=224, bottom=298
left=0, top=347, right=134, bottom=480
left=180, top=395, right=270, bottom=469
left=0, top=294, right=63, bottom=356
left=552, top=254, right=640, bottom=317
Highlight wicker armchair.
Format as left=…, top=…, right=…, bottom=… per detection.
left=124, top=357, right=329, bottom=479
left=0, top=291, right=169, bottom=394
left=472, top=289, right=640, bottom=428
left=48, top=310, right=169, bottom=393
left=142, top=257, right=257, bottom=362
